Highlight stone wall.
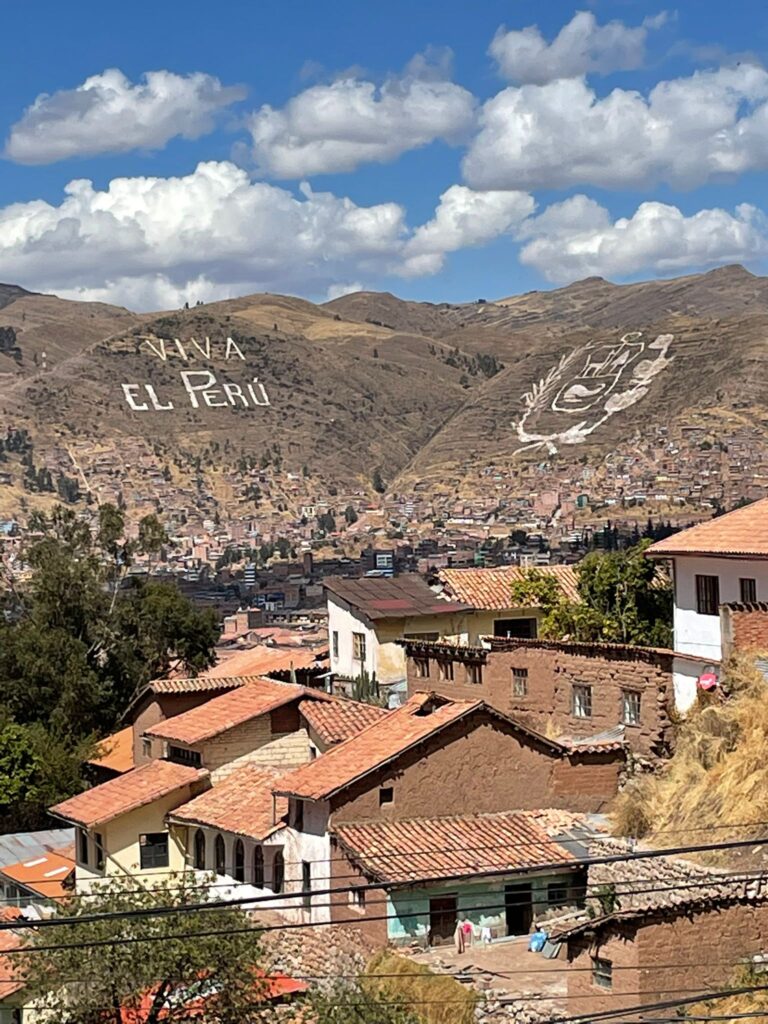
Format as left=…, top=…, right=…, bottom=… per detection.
left=405, top=639, right=674, bottom=759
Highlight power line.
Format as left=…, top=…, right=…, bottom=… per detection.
left=4, top=831, right=768, bottom=933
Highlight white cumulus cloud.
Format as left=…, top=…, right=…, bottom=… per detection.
left=489, top=10, right=666, bottom=84
left=4, top=69, right=246, bottom=164
left=403, top=185, right=534, bottom=275
left=463, top=64, right=768, bottom=191
left=518, top=195, right=768, bottom=282
left=246, top=53, right=476, bottom=178
left=0, top=162, right=527, bottom=309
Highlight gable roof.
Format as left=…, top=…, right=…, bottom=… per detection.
left=299, top=698, right=390, bottom=746
left=646, top=498, right=768, bottom=558
left=144, top=678, right=333, bottom=745
left=324, top=575, right=473, bottom=620
left=332, top=811, right=576, bottom=885
left=168, top=765, right=287, bottom=841
left=51, top=760, right=208, bottom=828
left=274, top=693, right=563, bottom=802
left=438, top=565, right=580, bottom=609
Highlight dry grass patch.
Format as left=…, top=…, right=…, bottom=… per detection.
left=365, top=950, right=477, bottom=1024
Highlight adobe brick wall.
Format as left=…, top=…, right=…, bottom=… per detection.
left=329, top=710, right=623, bottom=823
left=328, top=839, right=388, bottom=946
left=721, top=603, right=768, bottom=660
left=406, top=640, right=674, bottom=759
left=566, top=901, right=768, bottom=1016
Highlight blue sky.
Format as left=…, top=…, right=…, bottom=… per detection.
left=1, top=0, right=767, bottom=309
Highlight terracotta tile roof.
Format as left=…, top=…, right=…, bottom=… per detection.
left=438, top=564, right=580, bottom=609
left=51, top=760, right=208, bottom=828
left=275, top=693, right=486, bottom=801
left=0, top=850, right=75, bottom=900
left=87, top=726, right=135, bottom=775
left=0, top=930, right=23, bottom=1000
left=145, top=679, right=333, bottom=745
left=646, top=497, right=768, bottom=558
left=147, top=675, right=254, bottom=695
left=205, top=645, right=328, bottom=679
left=324, top=575, right=473, bottom=620
left=299, top=699, right=390, bottom=745
left=332, top=811, right=575, bottom=884
left=168, top=765, right=287, bottom=840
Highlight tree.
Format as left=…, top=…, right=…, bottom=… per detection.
left=372, top=468, right=386, bottom=494
left=0, top=505, right=219, bottom=824
left=509, top=540, right=672, bottom=647
left=344, top=504, right=358, bottom=525
left=19, top=874, right=269, bottom=1024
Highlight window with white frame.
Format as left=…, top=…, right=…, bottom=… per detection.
left=622, top=690, right=641, bottom=726
left=352, top=632, right=367, bottom=662
left=572, top=685, right=592, bottom=718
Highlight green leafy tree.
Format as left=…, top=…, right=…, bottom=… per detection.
left=372, top=468, right=386, bottom=494
left=509, top=541, right=672, bottom=647
left=19, top=874, right=269, bottom=1024
left=0, top=505, right=219, bottom=824
left=344, top=504, right=358, bottom=525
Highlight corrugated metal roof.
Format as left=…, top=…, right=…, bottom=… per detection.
left=324, top=575, right=473, bottom=619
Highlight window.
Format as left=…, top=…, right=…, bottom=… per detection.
left=592, top=957, right=613, bottom=989
left=214, top=833, right=226, bottom=876
left=253, top=846, right=264, bottom=887
left=466, top=662, right=483, bottom=685
left=95, top=833, right=105, bottom=872
left=332, top=630, right=339, bottom=659
left=547, top=882, right=569, bottom=907
left=696, top=574, right=720, bottom=616
left=142, top=737, right=152, bottom=759
left=77, top=828, right=89, bottom=867
left=352, top=632, right=367, bottom=662
left=139, top=832, right=169, bottom=870
left=572, top=685, right=592, bottom=718
left=438, top=660, right=454, bottom=682
left=512, top=667, right=528, bottom=696
left=622, top=690, right=641, bottom=726
left=414, top=657, right=430, bottom=679
left=379, top=786, right=394, bottom=806
left=293, top=799, right=304, bottom=832
left=741, top=577, right=758, bottom=604
left=273, top=850, right=285, bottom=894
left=194, top=829, right=206, bottom=870
left=234, top=839, right=245, bottom=883
left=167, top=745, right=202, bottom=768
left=302, top=861, right=312, bottom=910
left=350, top=887, right=366, bottom=910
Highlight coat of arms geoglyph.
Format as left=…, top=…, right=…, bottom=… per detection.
left=515, top=332, right=674, bottom=454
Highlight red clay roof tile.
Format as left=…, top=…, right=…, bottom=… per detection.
left=332, top=811, right=574, bottom=884
left=168, top=765, right=287, bottom=840
left=87, top=726, right=135, bottom=775
left=438, top=565, right=580, bottom=609
left=299, top=699, right=390, bottom=746
left=51, top=760, right=208, bottom=828
left=275, top=694, right=484, bottom=801
left=647, top=497, right=768, bottom=558
left=145, top=679, right=334, bottom=745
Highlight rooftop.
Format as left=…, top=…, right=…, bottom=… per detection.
left=145, top=678, right=333, bottom=745
left=332, top=810, right=576, bottom=885
left=275, top=692, right=560, bottom=802
left=51, top=760, right=208, bottom=828
left=324, top=574, right=473, bottom=620
left=168, top=765, right=287, bottom=841
left=299, top=698, right=390, bottom=746
left=438, top=564, right=580, bottom=609
left=0, top=848, right=76, bottom=900
left=205, top=644, right=328, bottom=679
left=87, top=726, right=135, bottom=775
left=647, top=497, right=768, bottom=558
